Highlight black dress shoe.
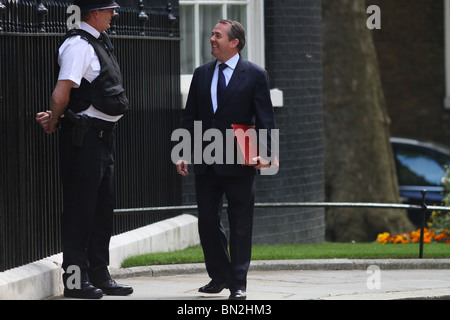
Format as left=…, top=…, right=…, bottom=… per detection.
left=229, top=290, right=247, bottom=300
left=93, top=279, right=133, bottom=296
left=64, top=282, right=103, bottom=299
left=198, top=280, right=228, bottom=294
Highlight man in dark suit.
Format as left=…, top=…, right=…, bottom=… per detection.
left=176, top=20, right=277, bottom=300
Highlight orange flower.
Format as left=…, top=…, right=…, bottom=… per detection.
left=376, top=232, right=391, bottom=244
left=434, top=230, right=450, bottom=243
left=434, top=231, right=446, bottom=242
left=409, top=230, right=421, bottom=243
left=376, top=228, right=450, bottom=244
left=392, top=234, right=409, bottom=244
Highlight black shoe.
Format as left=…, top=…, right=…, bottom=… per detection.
left=63, top=282, right=103, bottom=299
left=198, top=280, right=228, bottom=294
left=93, top=279, right=133, bottom=296
left=229, top=290, right=247, bottom=300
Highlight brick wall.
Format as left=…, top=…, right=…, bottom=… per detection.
left=262, top=0, right=325, bottom=244
left=181, top=0, right=325, bottom=244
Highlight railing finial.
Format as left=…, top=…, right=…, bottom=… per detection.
left=36, top=0, right=48, bottom=33
left=167, top=1, right=177, bottom=37
left=0, top=0, right=5, bottom=32
left=138, top=0, right=148, bottom=36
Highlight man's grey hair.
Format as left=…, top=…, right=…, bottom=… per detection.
left=218, top=19, right=246, bottom=51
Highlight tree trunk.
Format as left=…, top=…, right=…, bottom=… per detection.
left=322, top=0, right=414, bottom=242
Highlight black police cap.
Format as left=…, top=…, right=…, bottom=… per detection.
left=74, top=0, right=120, bottom=12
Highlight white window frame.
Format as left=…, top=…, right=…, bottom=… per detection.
left=180, top=0, right=275, bottom=108
left=445, top=0, right=450, bottom=109
left=180, top=0, right=265, bottom=71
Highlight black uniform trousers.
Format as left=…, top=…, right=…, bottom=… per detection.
left=195, top=166, right=255, bottom=292
left=59, top=122, right=115, bottom=285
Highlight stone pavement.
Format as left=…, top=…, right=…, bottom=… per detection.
left=49, top=259, right=450, bottom=300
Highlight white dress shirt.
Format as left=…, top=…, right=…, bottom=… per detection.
left=58, top=22, right=122, bottom=122
left=211, top=53, right=240, bottom=113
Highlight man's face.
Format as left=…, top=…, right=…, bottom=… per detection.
left=95, top=8, right=116, bottom=32
left=210, top=23, right=238, bottom=62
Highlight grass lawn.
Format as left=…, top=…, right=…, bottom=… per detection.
left=121, top=242, right=450, bottom=268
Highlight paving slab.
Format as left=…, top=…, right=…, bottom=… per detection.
left=48, top=260, right=450, bottom=301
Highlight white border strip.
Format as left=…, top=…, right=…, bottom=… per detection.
left=0, top=214, right=199, bottom=300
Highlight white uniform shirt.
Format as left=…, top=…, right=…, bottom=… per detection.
left=58, top=22, right=122, bottom=122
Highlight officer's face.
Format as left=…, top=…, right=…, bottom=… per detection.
left=96, top=8, right=116, bottom=31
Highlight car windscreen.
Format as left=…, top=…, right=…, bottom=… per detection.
left=394, top=147, right=447, bottom=186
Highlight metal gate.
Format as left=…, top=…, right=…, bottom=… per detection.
left=0, top=0, right=181, bottom=271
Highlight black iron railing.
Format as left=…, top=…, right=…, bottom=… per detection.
left=0, top=0, right=181, bottom=272
left=0, top=0, right=178, bottom=36
left=115, top=191, right=450, bottom=259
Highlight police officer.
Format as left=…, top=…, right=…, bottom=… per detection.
left=36, top=0, right=132, bottom=299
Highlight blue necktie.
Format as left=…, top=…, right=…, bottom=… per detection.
left=217, top=63, right=228, bottom=103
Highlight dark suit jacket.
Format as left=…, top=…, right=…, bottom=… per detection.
left=182, top=55, right=277, bottom=176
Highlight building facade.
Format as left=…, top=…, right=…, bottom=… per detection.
left=0, top=0, right=326, bottom=271
left=178, top=0, right=325, bottom=244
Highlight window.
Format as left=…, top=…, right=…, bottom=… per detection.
left=179, top=0, right=283, bottom=109
left=179, top=0, right=265, bottom=75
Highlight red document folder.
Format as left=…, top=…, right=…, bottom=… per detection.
left=231, top=124, right=279, bottom=168
left=231, top=124, right=258, bottom=166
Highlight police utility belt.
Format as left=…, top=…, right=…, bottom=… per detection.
left=61, top=109, right=118, bottom=148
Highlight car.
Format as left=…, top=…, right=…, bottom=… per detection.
left=390, top=137, right=450, bottom=227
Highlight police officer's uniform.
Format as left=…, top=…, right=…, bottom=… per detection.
left=57, top=1, right=132, bottom=299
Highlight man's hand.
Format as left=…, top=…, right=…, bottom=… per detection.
left=176, top=159, right=189, bottom=176
left=253, top=156, right=271, bottom=170
left=36, top=110, right=58, bottom=134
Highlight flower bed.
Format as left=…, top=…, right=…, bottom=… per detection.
left=376, top=228, right=450, bottom=244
